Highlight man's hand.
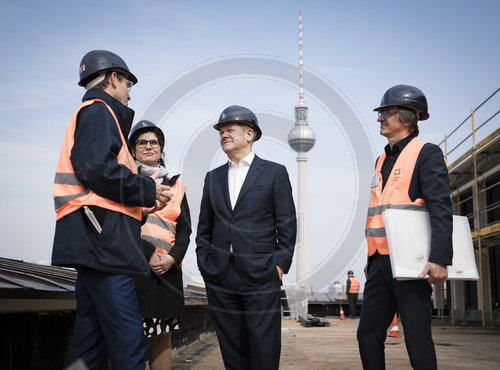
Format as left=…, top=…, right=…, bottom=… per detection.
left=142, top=200, right=168, bottom=216
left=276, top=265, right=284, bottom=280
left=149, top=252, right=176, bottom=275
left=419, top=262, right=448, bottom=284
left=150, top=171, right=172, bottom=204
left=156, top=183, right=172, bottom=204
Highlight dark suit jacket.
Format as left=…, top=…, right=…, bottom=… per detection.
left=196, top=155, right=296, bottom=286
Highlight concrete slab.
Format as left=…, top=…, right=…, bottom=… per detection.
left=171, top=318, right=500, bottom=369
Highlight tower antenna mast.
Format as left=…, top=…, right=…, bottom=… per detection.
left=299, top=11, right=304, bottom=103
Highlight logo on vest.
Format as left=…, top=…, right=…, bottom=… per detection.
left=392, top=168, right=401, bottom=182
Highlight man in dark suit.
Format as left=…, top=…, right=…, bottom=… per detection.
left=196, top=105, right=297, bottom=370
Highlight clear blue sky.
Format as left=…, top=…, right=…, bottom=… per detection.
left=1, top=0, right=498, bottom=290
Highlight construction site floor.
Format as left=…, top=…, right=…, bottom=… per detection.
left=170, top=318, right=500, bottom=369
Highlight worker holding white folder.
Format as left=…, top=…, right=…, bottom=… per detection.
left=357, top=85, right=453, bottom=370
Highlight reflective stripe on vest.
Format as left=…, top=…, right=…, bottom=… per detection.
left=348, top=277, right=360, bottom=293
left=365, top=137, right=427, bottom=256
left=141, top=181, right=186, bottom=253
left=53, top=99, right=142, bottom=221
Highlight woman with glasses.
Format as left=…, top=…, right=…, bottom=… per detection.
left=128, top=120, right=191, bottom=370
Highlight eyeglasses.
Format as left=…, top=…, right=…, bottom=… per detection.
left=116, top=73, right=134, bottom=92
left=123, top=78, right=133, bottom=92
left=377, top=109, right=398, bottom=118
left=136, top=139, right=160, bottom=149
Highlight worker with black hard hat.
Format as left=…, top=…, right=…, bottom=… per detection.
left=128, top=120, right=191, bottom=370
left=52, top=50, right=171, bottom=370
left=128, top=120, right=166, bottom=166
left=357, top=85, right=453, bottom=369
left=197, top=105, right=296, bottom=369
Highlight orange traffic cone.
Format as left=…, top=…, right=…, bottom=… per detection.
left=339, top=305, right=346, bottom=321
left=387, top=314, right=401, bottom=338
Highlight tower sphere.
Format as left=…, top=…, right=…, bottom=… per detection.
left=288, top=124, right=316, bottom=152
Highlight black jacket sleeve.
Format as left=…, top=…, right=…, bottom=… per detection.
left=71, top=103, right=156, bottom=208
left=141, top=239, right=157, bottom=262
left=273, top=165, right=297, bottom=273
left=410, top=144, right=453, bottom=265
left=168, top=194, right=192, bottom=263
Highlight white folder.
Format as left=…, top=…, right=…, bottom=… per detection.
left=383, top=209, right=479, bottom=280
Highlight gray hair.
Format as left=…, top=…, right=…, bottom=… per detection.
left=398, top=108, right=419, bottom=136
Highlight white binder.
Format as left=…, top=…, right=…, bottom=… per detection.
left=383, top=209, right=479, bottom=280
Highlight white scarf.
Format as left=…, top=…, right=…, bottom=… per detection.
left=136, top=161, right=169, bottom=184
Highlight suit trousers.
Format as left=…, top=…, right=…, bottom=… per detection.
left=205, top=258, right=282, bottom=370
left=64, top=267, right=145, bottom=370
left=357, top=253, right=436, bottom=370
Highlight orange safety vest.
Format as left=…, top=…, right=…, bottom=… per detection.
left=141, top=180, right=186, bottom=254
left=348, top=277, right=360, bottom=293
left=53, top=99, right=142, bottom=221
left=365, top=137, right=427, bottom=256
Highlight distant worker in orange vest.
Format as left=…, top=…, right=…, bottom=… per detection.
left=51, top=50, right=172, bottom=370
left=346, top=270, right=360, bottom=319
left=357, top=85, right=453, bottom=370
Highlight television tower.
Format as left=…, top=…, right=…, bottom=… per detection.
left=288, top=11, right=316, bottom=288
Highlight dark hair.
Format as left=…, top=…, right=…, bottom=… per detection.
left=94, top=70, right=127, bottom=90
left=132, top=128, right=165, bottom=150
left=130, top=129, right=166, bottom=167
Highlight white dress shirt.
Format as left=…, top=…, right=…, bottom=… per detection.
left=228, top=151, right=255, bottom=210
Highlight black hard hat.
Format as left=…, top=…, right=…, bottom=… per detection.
left=213, top=105, right=262, bottom=141
left=373, top=85, right=429, bottom=120
left=78, top=50, right=138, bottom=87
left=347, top=270, right=354, bottom=275
left=128, top=120, right=165, bottom=150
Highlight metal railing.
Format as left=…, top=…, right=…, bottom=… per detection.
left=440, top=87, right=500, bottom=327
left=439, top=88, right=500, bottom=168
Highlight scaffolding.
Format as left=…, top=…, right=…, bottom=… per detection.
left=438, top=87, right=500, bottom=326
